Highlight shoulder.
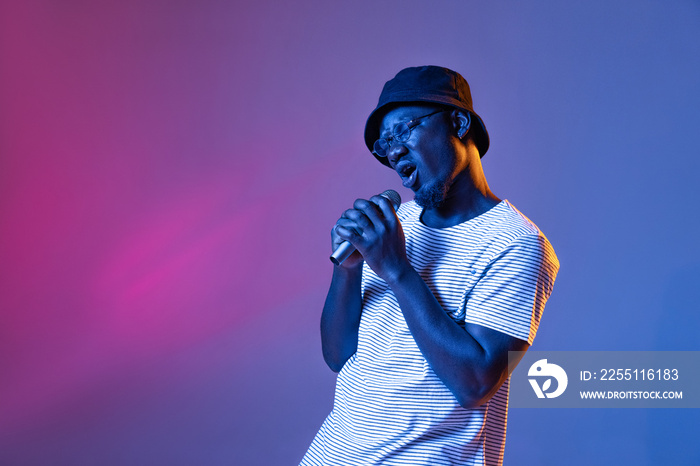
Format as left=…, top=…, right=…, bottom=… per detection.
left=476, top=201, right=558, bottom=270
left=495, top=202, right=559, bottom=277
left=485, top=200, right=541, bottom=240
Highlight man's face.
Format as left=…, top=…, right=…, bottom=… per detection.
left=378, top=105, right=464, bottom=209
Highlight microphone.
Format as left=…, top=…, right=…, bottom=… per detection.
left=330, top=189, right=402, bottom=266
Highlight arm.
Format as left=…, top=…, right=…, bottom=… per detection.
left=319, top=211, right=366, bottom=373
left=385, top=266, right=529, bottom=408
left=320, top=264, right=363, bottom=372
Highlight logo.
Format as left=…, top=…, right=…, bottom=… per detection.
left=528, top=359, right=568, bottom=398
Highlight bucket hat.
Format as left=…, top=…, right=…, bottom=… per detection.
left=364, top=66, right=490, bottom=167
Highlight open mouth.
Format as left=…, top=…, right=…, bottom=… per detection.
left=397, top=162, right=417, bottom=188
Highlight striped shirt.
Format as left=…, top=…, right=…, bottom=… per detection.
left=301, top=200, right=559, bottom=465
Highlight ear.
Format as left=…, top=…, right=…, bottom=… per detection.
left=454, top=111, right=471, bottom=139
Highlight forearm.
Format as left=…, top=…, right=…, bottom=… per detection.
left=320, top=265, right=363, bottom=372
left=386, top=266, right=512, bottom=408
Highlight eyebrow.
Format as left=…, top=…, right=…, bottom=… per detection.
left=379, top=114, right=421, bottom=137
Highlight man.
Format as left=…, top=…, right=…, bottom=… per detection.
left=301, top=66, right=559, bottom=465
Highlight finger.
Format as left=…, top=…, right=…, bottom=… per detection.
left=343, top=207, right=373, bottom=231
left=334, top=218, right=361, bottom=237
left=334, top=224, right=361, bottom=242
left=369, top=195, right=398, bottom=225
left=336, top=217, right=358, bottom=228
left=353, top=198, right=384, bottom=228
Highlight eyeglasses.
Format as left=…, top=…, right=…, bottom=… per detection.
left=373, top=109, right=445, bottom=157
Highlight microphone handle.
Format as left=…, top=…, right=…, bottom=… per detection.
left=329, top=240, right=355, bottom=266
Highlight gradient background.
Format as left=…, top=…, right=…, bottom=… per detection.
left=1, top=1, right=699, bottom=465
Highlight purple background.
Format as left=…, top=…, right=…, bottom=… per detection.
left=1, top=1, right=699, bottom=465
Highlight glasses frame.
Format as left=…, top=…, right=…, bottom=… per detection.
left=372, top=109, right=445, bottom=158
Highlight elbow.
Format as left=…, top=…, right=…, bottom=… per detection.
left=321, top=336, right=356, bottom=373
left=456, top=395, right=488, bottom=410
left=322, top=349, right=350, bottom=373
left=324, top=357, right=344, bottom=373
left=455, top=392, right=487, bottom=410
left=454, top=381, right=503, bottom=409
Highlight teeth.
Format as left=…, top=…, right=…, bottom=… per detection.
left=399, top=164, right=415, bottom=178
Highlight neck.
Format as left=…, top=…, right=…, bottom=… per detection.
left=420, top=154, right=501, bottom=229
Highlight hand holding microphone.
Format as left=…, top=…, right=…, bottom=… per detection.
left=330, top=189, right=402, bottom=266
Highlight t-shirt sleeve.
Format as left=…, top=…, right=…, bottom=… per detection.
left=463, top=233, right=559, bottom=345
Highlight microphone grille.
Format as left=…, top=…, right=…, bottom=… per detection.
left=379, top=189, right=402, bottom=209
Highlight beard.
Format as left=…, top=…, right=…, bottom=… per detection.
left=414, top=174, right=451, bottom=209
left=413, top=156, right=457, bottom=209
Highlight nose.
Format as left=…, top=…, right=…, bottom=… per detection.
left=386, top=142, right=407, bottom=167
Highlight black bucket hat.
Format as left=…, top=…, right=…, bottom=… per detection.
left=364, top=65, right=490, bottom=167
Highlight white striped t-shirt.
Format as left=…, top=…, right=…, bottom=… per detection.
left=301, top=200, right=559, bottom=466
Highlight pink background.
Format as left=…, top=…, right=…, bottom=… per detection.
left=2, top=1, right=699, bottom=464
